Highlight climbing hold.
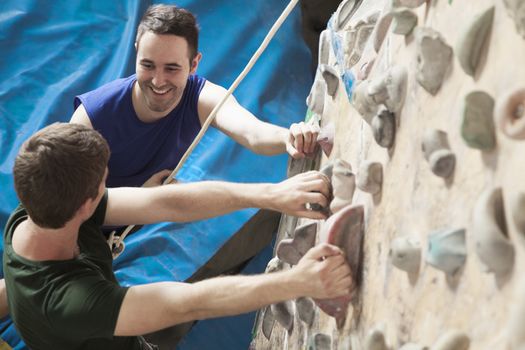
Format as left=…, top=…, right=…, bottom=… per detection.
left=307, top=69, right=327, bottom=116
left=308, top=333, right=332, bottom=350
left=461, top=90, right=496, bottom=150
left=392, top=8, right=418, bottom=36
left=372, top=109, right=396, bottom=148
left=422, top=129, right=456, bottom=178
left=261, top=306, right=275, bottom=340
left=315, top=204, right=365, bottom=325
left=473, top=187, right=515, bottom=275
left=390, top=236, right=421, bottom=274
left=296, top=297, right=315, bottom=327
left=356, top=160, right=383, bottom=195
left=320, top=64, right=340, bottom=97
left=372, top=11, right=394, bottom=53
left=320, top=162, right=334, bottom=179
left=319, top=29, right=331, bottom=66
left=334, top=0, right=363, bottom=31
left=276, top=222, right=318, bottom=265
left=502, top=0, right=525, bottom=39
left=353, top=80, right=379, bottom=124
left=330, top=159, right=355, bottom=213
left=415, top=27, right=453, bottom=95
left=432, top=330, right=470, bottom=350
left=317, top=122, right=335, bottom=157
left=426, top=228, right=466, bottom=275
left=364, top=327, right=389, bottom=350
left=495, top=87, right=525, bottom=140
left=270, top=300, right=294, bottom=332
left=345, top=22, right=376, bottom=69
left=368, top=65, right=408, bottom=114
left=456, top=6, right=494, bottom=77
left=265, top=256, right=284, bottom=273
left=399, top=343, right=429, bottom=350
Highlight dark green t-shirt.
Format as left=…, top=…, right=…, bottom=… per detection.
left=3, top=192, right=142, bottom=350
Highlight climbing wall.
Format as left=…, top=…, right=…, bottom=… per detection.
left=252, top=0, right=525, bottom=349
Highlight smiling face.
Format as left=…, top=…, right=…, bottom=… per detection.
left=134, top=31, right=201, bottom=120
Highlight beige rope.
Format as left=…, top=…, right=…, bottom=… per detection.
left=109, top=0, right=301, bottom=258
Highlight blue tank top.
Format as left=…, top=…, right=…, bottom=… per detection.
left=74, top=74, right=206, bottom=188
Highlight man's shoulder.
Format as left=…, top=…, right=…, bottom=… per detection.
left=83, top=74, right=136, bottom=98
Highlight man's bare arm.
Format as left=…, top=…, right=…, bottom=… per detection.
left=114, top=244, right=352, bottom=336
left=104, top=171, right=330, bottom=226
left=198, top=81, right=319, bottom=158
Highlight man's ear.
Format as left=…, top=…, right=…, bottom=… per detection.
left=190, top=52, right=202, bottom=74
left=134, top=41, right=138, bottom=51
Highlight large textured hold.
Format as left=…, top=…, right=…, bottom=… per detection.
left=296, top=297, right=315, bottom=327
left=315, top=204, right=365, bottom=326
left=353, top=80, right=379, bottom=124
left=415, top=27, right=453, bottom=95
left=320, top=64, right=340, bottom=97
left=368, top=65, right=408, bottom=113
left=334, top=0, right=363, bottom=31
left=426, top=228, right=467, bottom=275
left=461, top=91, right=496, bottom=150
left=456, top=6, right=494, bottom=77
left=307, top=69, right=326, bottom=116
left=372, top=109, right=396, bottom=148
left=472, top=187, right=515, bottom=275
left=270, top=301, right=294, bottom=331
left=344, top=17, right=377, bottom=69
left=261, top=306, right=275, bottom=340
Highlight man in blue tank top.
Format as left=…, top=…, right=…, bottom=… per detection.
left=71, top=4, right=320, bottom=188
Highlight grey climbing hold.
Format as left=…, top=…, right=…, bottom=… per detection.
left=320, top=64, right=340, bottom=97
left=276, top=222, right=318, bottom=265
left=344, top=21, right=376, bottom=69
left=372, top=11, right=394, bottom=53
left=364, top=327, right=389, bottom=350
left=353, top=80, right=379, bottom=124
left=400, top=344, right=429, bottom=350
left=390, top=236, right=421, bottom=274
left=334, top=0, right=363, bottom=31
left=368, top=66, right=408, bottom=114
left=495, top=87, right=525, bottom=140
left=392, top=8, right=418, bottom=36
left=270, top=300, right=294, bottom=331
left=432, top=330, right=470, bottom=350
left=319, top=30, right=331, bottom=66
left=307, top=69, right=326, bottom=116
left=330, top=159, right=355, bottom=214
left=372, top=109, right=396, bottom=148
left=461, top=91, right=496, bottom=150
left=320, top=162, right=335, bottom=180
left=356, top=160, right=383, bottom=195
left=456, top=6, right=494, bottom=77
left=502, top=0, right=525, bottom=39
left=296, top=297, right=315, bottom=327
left=422, top=129, right=456, bottom=178
left=473, top=187, right=515, bottom=275
left=261, top=306, right=275, bottom=340
left=415, top=27, right=453, bottom=95
left=308, top=333, right=332, bottom=350
left=265, top=256, right=284, bottom=273
left=426, top=228, right=467, bottom=275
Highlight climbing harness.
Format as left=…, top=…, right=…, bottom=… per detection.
left=108, top=0, right=301, bottom=258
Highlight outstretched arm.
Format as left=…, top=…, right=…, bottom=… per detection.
left=114, top=243, right=353, bottom=336
left=104, top=171, right=331, bottom=226
left=198, top=81, right=319, bottom=158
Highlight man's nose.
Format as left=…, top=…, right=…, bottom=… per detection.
left=151, top=70, right=166, bottom=87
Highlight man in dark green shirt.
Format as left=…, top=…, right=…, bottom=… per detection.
left=3, top=123, right=353, bottom=349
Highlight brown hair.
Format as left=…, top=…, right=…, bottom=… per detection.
left=136, top=4, right=200, bottom=61
left=13, top=123, right=110, bottom=229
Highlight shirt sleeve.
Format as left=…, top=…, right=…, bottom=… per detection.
left=46, top=270, right=129, bottom=340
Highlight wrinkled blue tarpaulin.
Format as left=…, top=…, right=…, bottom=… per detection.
left=0, top=1, right=312, bottom=349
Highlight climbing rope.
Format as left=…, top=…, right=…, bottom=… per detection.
left=109, top=0, right=301, bottom=258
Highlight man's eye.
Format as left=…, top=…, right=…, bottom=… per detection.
left=141, top=63, right=153, bottom=69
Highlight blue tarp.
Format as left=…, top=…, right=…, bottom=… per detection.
left=0, top=1, right=312, bottom=349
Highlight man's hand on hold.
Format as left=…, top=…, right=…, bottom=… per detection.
left=286, top=121, right=321, bottom=159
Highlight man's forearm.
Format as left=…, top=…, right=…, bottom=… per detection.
left=244, top=123, right=288, bottom=155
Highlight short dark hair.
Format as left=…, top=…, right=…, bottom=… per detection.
left=13, top=123, right=110, bottom=229
left=136, top=4, right=200, bottom=61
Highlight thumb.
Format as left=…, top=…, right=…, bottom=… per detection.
left=305, top=243, right=343, bottom=260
